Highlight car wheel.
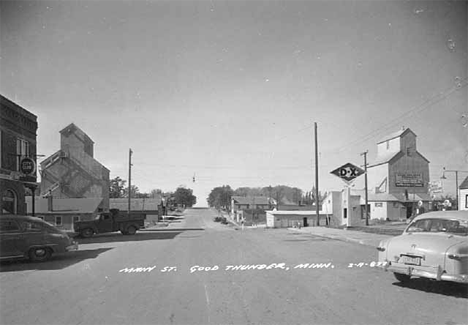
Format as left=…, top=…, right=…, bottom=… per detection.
left=394, top=272, right=411, bottom=283
left=126, top=226, right=137, bottom=235
left=81, top=228, right=94, bottom=238
left=29, top=247, right=52, bottom=262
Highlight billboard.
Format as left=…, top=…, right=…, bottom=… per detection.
left=395, top=173, right=424, bottom=187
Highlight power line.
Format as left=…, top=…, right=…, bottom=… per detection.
left=335, top=77, right=468, bottom=152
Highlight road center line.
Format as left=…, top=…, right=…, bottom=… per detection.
left=204, top=283, right=211, bottom=324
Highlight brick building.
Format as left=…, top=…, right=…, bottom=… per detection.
left=0, top=95, right=38, bottom=215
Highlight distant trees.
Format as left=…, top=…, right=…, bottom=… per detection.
left=110, top=176, right=126, bottom=198
left=208, top=185, right=234, bottom=209
left=207, top=184, right=327, bottom=209
left=233, top=185, right=306, bottom=205
left=302, top=186, right=327, bottom=206
left=110, top=177, right=174, bottom=200
left=173, top=186, right=197, bottom=207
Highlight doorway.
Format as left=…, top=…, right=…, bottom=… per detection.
left=404, top=203, right=413, bottom=219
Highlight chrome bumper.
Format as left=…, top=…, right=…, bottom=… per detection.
left=383, top=262, right=468, bottom=284
left=66, top=242, right=79, bottom=251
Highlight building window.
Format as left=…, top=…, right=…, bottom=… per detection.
left=2, top=189, right=17, bottom=215
left=55, top=216, right=62, bottom=226
left=16, top=138, right=30, bottom=170
left=375, top=203, right=383, bottom=207
left=466, top=194, right=468, bottom=209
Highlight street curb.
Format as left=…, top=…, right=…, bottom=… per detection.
left=289, top=228, right=389, bottom=248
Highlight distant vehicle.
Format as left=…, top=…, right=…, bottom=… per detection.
left=74, top=209, right=146, bottom=238
left=377, top=210, right=468, bottom=284
left=0, top=215, right=78, bottom=262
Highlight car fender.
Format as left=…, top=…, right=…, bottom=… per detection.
left=27, top=243, right=57, bottom=254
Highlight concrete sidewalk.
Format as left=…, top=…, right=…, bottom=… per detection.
left=289, top=226, right=393, bottom=248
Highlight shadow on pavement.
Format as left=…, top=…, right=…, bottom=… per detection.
left=393, top=279, right=468, bottom=298
left=0, top=248, right=113, bottom=272
left=143, top=228, right=204, bottom=232
left=76, top=231, right=189, bottom=244
left=165, top=216, right=184, bottom=221
left=346, top=226, right=405, bottom=237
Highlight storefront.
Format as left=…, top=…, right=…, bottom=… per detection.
left=0, top=95, right=38, bottom=215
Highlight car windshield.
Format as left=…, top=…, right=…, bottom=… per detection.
left=406, top=218, right=468, bottom=236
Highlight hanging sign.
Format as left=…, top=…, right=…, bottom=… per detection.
left=19, top=157, right=36, bottom=175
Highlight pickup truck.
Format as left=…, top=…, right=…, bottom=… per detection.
left=74, top=209, right=146, bottom=238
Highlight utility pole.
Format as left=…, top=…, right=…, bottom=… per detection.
left=361, top=150, right=369, bottom=226
left=314, top=122, right=320, bottom=226
left=128, top=148, right=133, bottom=214
left=268, top=185, right=272, bottom=210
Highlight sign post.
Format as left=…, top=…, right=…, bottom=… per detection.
left=330, top=162, right=365, bottom=227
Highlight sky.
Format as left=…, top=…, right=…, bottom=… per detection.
left=1, top=0, right=467, bottom=207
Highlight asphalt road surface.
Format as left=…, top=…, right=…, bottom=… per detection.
left=1, top=208, right=467, bottom=325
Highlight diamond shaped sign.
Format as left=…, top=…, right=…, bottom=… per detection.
left=330, top=162, right=365, bottom=183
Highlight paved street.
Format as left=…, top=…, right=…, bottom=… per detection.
left=1, top=208, right=467, bottom=325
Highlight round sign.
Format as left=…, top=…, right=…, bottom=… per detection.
left=20, top=157, right=36, bottom=175
left=417, top=200, right=423, bottom=207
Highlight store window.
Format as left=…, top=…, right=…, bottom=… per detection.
left=2, top=189, right=17, bottom=214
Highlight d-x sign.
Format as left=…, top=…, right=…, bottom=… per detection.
left=330, top=162, right=365, bottom=183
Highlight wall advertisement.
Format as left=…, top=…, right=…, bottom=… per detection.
left=395, top=173, right=424, bottom=187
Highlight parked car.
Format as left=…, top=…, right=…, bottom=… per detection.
left=74, top=209, right=146, bottom=238
left=0, top=215, right=78, bottom=262
left=377, top=210, right=468, bottom=283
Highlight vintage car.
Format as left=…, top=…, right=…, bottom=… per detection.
left=0, top=215, right=78, bottom=262
left=377, top=210, right=468, bottom=283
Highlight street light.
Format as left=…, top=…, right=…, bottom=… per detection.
left=440, top=167, right=468, bottom=210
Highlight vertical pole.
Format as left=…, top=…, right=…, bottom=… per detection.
left=128, top=148, right=132, bottom=214
left=32, top=186, right=35, bottom=216
left=314, top=122, right=319, bottom=226
left=455, top=171, right=459, bottom=210
left=268, top=186, right=272, bottom=210
left=346, top=185, right=350, bottom=227
left=361, top=151, right=369, bottom=226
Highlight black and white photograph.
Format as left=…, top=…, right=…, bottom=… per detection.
left=1, top=0, right=467, bottom=324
